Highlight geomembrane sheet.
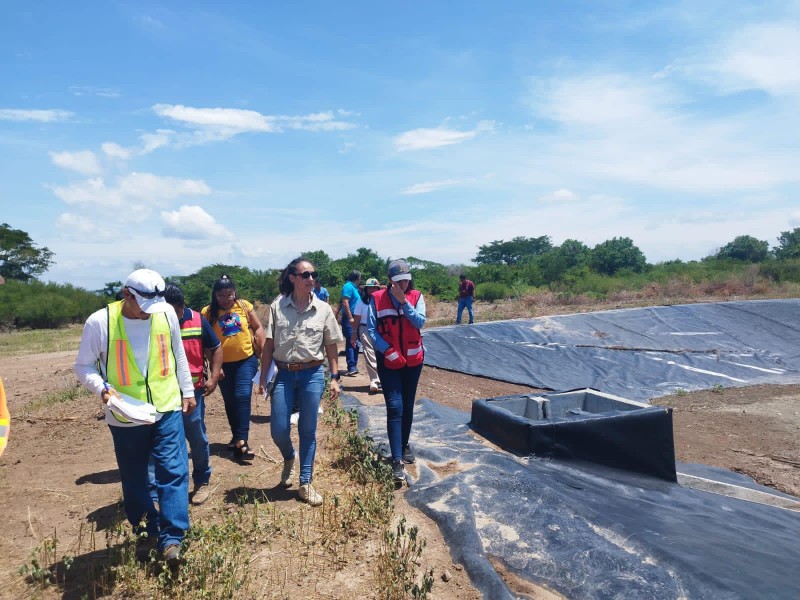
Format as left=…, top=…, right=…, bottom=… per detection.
left=422, top=299, right=800, bottom=401
left=348, top=396, right=800, bottom=599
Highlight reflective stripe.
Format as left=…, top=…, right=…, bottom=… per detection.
left=407, top=346, right=423, bottom=356
left=181, top=326, right=202, bottom=339
left=376, top=308, right=399, bottom=319
left=115, top=340, right=131, bottom=386
left=157, top=333, right=170, bottom=377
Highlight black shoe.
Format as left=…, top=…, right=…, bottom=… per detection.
left=391, top=460, right=405, bottom=482
left=234, top=440, right=255, bottom=462
left=402, top=445, right=416, bottom=464
left=345, top=369, right=359, bottom=377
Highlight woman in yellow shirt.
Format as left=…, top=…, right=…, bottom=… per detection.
left=202, top=274, right=265, bottom=462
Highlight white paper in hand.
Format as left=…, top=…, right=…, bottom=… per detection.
left=107, top=392, right=157, bottom=424
left=253, top=360, right=278, bottom=398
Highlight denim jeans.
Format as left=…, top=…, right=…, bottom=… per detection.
left=110, top=409, right=189, bottom=551
left=341, top=317, right=359, bottom=372
left=148, top=387, right=209, bottom=494
left=270, top=365, right=325, bottom=484
left=456, top=297, right=474, bottom=324
left=219, top=354, right=258, bottom=442
left=376, top=355, right=423, bottom=462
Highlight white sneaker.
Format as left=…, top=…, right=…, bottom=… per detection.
left=280, top=457, right=295, bottom=488
left=299, top=483, right=323, bottom=506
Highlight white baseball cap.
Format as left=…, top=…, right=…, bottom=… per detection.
left=124, top=269, right=168, bottom=314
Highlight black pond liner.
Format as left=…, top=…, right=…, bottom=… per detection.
left=471, top=388, right=677, bottom=482
left=345, top=395, right=800, bottom=600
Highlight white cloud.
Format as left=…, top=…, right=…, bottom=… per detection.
left=49, top=150, right=102, bottom=175
left=401, top=179, right=462, bottom=195
left=152, top=104, right=356, bottom=143
left=69, top=85, right=121, bottom=98
left=140, top=129, right=174, bottom=153
left=49, top=172, right=211, bottom=210
left=56, top=212, right=108, bottom=237
left=789, top=211, right=800, bottom=227
left=161, top=205, right=233, bottom=240
left=394, top=120, right=495, bottom=152
left=540, top=188, right=579, bottom=202
left=102, top=142, right=132, bottom=160
left=0, top=108, right=73, bottom=122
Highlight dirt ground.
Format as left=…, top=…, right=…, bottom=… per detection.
left=1, top=300, right=798, bottom=598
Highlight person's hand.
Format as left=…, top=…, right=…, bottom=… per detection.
left=182, top=395, right=197, bottom=415
left=101, top=386, right=119, bottom=405
left=329, top=378, right=340, bottom=400
left=348, top=316, right=355, bottom=324
left=203, top=377, right=218, bottom=396
left=390, top=285, right=406, bottom=304
left=384, top=347, right=406, bottom=369
left=350, top=333, right=358, bottom=347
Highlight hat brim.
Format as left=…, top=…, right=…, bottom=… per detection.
left=390, top=273, right=412, bottom=282
left=131, top=291, right=169, bottom=314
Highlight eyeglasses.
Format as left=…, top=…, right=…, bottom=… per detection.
left=293, top=271, right=318, bottom=280
left=127, top=285, right=164, bottom=299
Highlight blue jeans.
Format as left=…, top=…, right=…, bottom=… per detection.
left=456, top=297, right=474, bottom=324
left=109, top=410, right=189, bottom=551
left=376, top=355, right=423, bottom=462
left=270, top=366, right=325, bottom=484
left=341, top=317, right=359, bottom=372
left=148, top=388, right=209, bottom=493
left=219, top=354, right=258, bottom=442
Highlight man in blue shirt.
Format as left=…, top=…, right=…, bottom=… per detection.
left=313, top=279, right=330, bottom=303
left=340, top=270, right=361, bottom=376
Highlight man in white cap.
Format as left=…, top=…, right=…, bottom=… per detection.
left=74, top=268, right=195, bottom=567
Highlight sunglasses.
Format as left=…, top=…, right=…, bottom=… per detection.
left=127, top=285, right=164, bottom=299
left=293, top=270, right=318, bottom=279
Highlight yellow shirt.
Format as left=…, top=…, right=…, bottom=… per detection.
left=202, top=299, right=255, bottom=363
left=267, top=293, right=343, bottom=363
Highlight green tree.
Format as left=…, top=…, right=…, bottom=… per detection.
left=716, top=235, right=769, bottom=262
left=773, top=228, right=800, bottom=260
left=537, top=239, right=591, bottom=283
left=0, top=223, right=55, bottom=282
left=473, top=236, right=552, bottom=265
left=589, top=237, right=647, bottom=275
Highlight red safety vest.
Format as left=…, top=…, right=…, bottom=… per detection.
left=181, top=309, right=205, bottom=390
left=372, top=288, right=424, bottom=367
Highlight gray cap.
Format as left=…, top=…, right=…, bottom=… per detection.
left=387, top=259, right=411, bottom=282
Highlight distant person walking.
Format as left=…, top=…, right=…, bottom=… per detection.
left=313, top=279, right=330, bottom=304
left=74, top=269, right=195, bottom=566
left=259, top=257, right=343, bottom=506
left=456, top=273, right=475, bottom=324
left=368, top=259, right=426, bottom=483
left=340, top=270, right=362, bottom=376
left=352, top=277, right=383, bottom=393
left=202, top=274, right=265, bottom=463
left=162, top=283, right=223, bottom=505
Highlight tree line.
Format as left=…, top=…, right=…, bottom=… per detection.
left=1, top=222, right=799, bottom=330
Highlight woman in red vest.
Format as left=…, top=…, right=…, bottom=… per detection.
left=367, top=259, right=427, bottom=483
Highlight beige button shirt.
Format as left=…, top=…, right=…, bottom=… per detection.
left=266, top=293, right=344, bottom=363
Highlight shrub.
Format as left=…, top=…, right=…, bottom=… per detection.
left=475, top=282, right=509, bottom=301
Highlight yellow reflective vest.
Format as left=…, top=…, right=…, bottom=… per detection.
left=106, top=301, right=181, bottom=421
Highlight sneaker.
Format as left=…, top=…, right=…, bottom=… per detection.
left=369, top=382, right=380, bottom=394
left=191, top=483, right=211, bottom=505
left=345, top=369, right=359, bottom=377
left=280, top=457, right=295, bottom=488
left=392, top=460, right=405, bottom=483
left=163, top=544, right=181, bottom=568
left=299, top=483, right=323, bottom=506
left=402, top=445, right=416, bottom=464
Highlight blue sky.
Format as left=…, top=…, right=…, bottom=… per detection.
left=1, top=1, right=799, bottom=291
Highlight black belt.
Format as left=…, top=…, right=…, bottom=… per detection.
left=275, top=359, right=324, bottom=372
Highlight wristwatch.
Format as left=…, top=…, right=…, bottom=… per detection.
left=330, top=373, right=341, bottom=380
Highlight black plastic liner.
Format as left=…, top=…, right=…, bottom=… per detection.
left=472, top=389, right=677, bottom=481
left=422, top=299, right=800, bottom=401
left=346, top=395, right=800, bottom=600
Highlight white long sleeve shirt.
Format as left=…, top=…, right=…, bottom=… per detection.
left=74, top=306, right=194, bottom=427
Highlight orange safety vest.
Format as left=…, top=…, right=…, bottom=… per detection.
left=372, top=288, right=424, bottom=367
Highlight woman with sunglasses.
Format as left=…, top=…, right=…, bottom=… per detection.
left=202, top=274, right=265, bottom=462
left=367, top=259, right=426, bottom=483
left=259, top=258, right=342, bottom=506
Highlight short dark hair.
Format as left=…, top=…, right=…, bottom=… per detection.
left=459, top=273, right=466, bottom=279
left=346, top=270, right=361, bottom=283
left=164, top=282, right=185, bottom=306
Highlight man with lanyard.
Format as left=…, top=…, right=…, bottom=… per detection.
left=162, top=283, right=223, bottom=505
left=456, top=273, right=475, bottom=325
left=75, top=269, right=195, bottom=567
left=340, top=270, right=362, bottom=376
